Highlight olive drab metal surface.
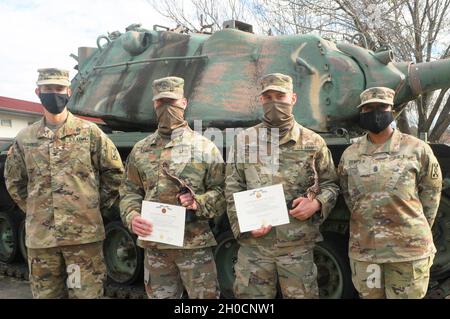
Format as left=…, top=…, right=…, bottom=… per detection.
left=68, top=23, right=450, bottom=134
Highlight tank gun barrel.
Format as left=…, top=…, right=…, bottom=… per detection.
left=395, top=58, right=450, bottom=104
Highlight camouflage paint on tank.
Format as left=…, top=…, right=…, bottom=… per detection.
left=68, top=26, right=450, bottom=133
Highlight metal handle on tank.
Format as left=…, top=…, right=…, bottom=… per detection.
left=97, top=35, right=111, bottom=51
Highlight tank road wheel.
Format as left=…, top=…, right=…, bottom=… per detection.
left=0, top=210, right=21, bottom=263
left=214, top=231, right=240, bottom=299
left=314, top=232, right=357, bottom=299
left=0, top=186, right=14, bottom=212
left=103, top=221, right=143, bottom=285
left=18, top=219, right=27, bottom=261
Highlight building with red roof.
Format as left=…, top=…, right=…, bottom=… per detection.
left=0, top=96, right=105, bottom=146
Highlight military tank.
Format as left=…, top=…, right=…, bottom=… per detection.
left=1, top=20, right=449, bottom=299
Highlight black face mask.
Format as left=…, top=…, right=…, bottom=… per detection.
left=359, top=110, right=394, bottom=134
left=38, top=93, right=69, bottom=114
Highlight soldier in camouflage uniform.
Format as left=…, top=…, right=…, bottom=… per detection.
left=4, top=68, right=124, bottom=299
left=338, top=87, right=442, bottom=299
left=225, top=73, right=339, bottom=299
left=120, top=76, right=225, bottom=299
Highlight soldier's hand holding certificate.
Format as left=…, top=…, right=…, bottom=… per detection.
left=139, top=200, right=186, bottom=247
left=232, top=184, right=290, bottom=232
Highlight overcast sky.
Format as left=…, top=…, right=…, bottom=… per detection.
left=0, top=0, right=170, bottom=102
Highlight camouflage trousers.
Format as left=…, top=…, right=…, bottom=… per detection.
left=144, top=247, right=219, bottom=299
left=27, top=241, right=106, bottom=299
left=350, top=255, right=434, bottom=299
left=233, top=244, right=319, bottom=299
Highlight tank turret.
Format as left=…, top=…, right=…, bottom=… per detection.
left=68, top=23, right=450, bottom=134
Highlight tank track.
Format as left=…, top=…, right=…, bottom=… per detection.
left=0, top=262, right=147, bottom=299
left=426, top=278, right=450, bottom=299
left=104, top=280, right=147, bottom=299
left=0, top=261, right=28, bottom=280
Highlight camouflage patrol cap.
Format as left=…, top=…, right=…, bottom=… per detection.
left=36, top=68, right=70, bottom=86
left=358, top=87, right=395, bottom=108
left=152, top=76, right=184, bottom=101
left=259, top=73, right=293, bottom=95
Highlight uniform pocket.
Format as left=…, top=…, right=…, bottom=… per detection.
left=354, top=161, right=379, bottom=192
left=176, top=161, right=205, bottom=191
left=62, top=143, right=92, bottom=175
left=346, top=158, right=387, bottom=194
left=234, top=261, right=251, bottom=287
left=142, top=162, right=161, bottom=190
left=234, top=248, right=252, bottom=287
left=28, top=254, right=53, bottom=280
left=243, top=166, right=262, bottom=189
left=383, top=159, right=406, bottom=193
left=302, top=259, right=318, bottom=295
left=385, top=157, right=418, bottom=198
left=24, top=145, right=48, bottom=177
left=139, top=148, right=161, bottom=188
left=280, top=148, right=316, bottom=190
left=412, top=255, right=433, bottom=280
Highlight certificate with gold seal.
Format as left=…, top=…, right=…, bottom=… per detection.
left=139, top=201, right=186, bottom=247
left=232, top=184, right=290, bottom=232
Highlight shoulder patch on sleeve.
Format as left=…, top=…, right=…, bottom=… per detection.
left=431, top=163, right=440, bottom=179
left=109, top=145, right=120, bottom=161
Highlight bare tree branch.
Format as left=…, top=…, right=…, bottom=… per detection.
left=424, top=88, right=449, bottom=132
left=429, top=94, right=450, bottom=141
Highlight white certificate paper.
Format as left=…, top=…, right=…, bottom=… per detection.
left=233, top=184, right=290, bottom=232
left=139, top=201, right=186, bottom=247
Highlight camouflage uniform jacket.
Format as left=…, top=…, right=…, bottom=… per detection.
left=120, top=127, right=226, bottom=250
left=4, top=112, right=124, bottom=249
left=338, top=129, right=442, bottom=263
left=225, top=121, right=339, bottom=248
